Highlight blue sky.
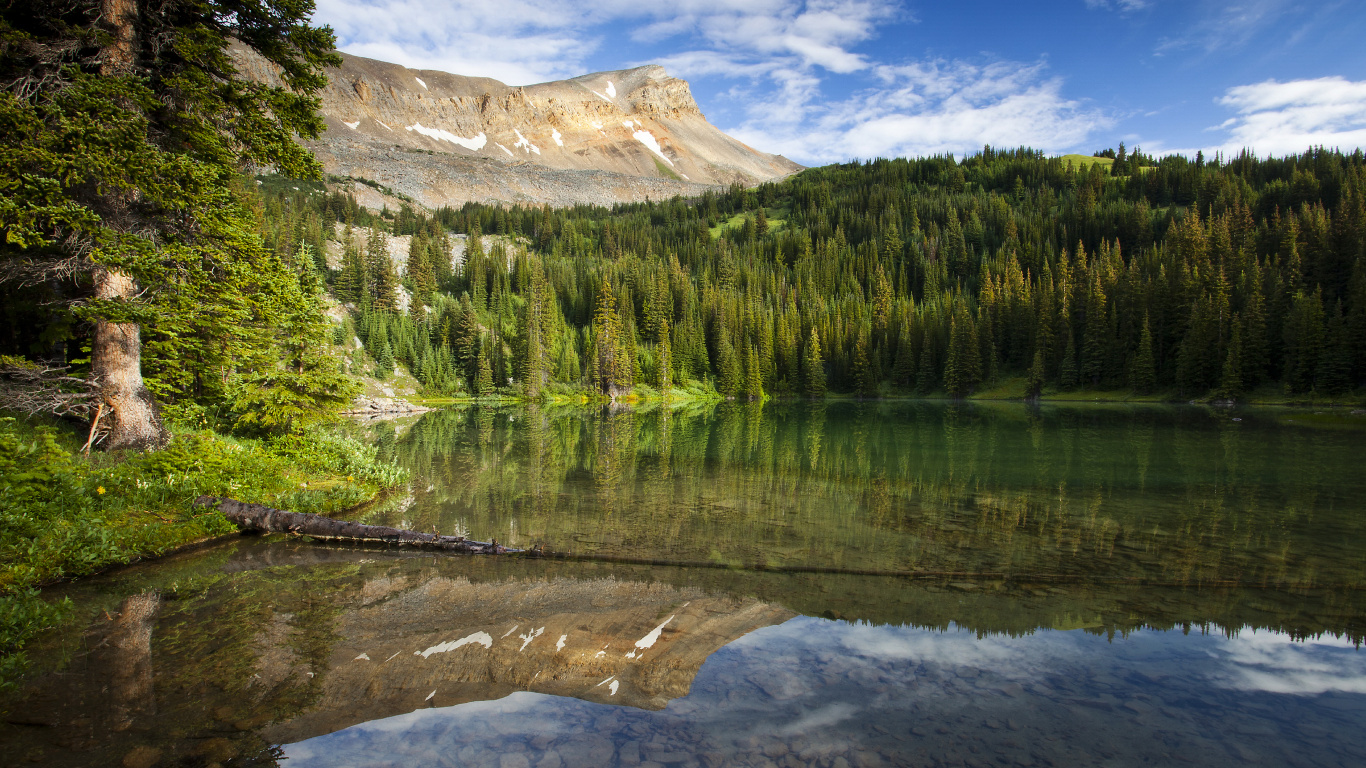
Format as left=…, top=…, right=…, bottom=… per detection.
left=314, top=0, right=1366, bottom=166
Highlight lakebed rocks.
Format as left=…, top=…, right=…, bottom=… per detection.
left=343, top=395, right=430, bottom=416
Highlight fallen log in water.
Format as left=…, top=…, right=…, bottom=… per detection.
left=193, top=496, right=519, bottom=554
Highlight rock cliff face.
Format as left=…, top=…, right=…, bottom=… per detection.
left=234, top=47, right=803, bottom=207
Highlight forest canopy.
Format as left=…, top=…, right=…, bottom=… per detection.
left=197, top=144, right=1365, bottom=405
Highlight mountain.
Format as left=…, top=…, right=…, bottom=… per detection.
left=234, top=47, right=803, bottom=208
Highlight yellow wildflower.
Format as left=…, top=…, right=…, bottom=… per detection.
left=96, top=486, right=105, bottom=495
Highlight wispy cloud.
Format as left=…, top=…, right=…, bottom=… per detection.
left=315, top=0, right=897, bottom=85
left=1209, top=77, right=1366, bottom=156
left=1084, top=0, right=1149, bottom=12
left=728, top=58, right=1112, bottom=164
left=1154, top=0, right=1292, bottom=56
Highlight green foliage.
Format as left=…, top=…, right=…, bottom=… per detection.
left=0, top=413, right=405, bottom=687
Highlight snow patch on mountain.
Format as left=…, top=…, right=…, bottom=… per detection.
left=513, top=129, right=541, bottom=155
left=405, top=123, right=486, bottom=151
left=633, top=130, right=674, bottom=166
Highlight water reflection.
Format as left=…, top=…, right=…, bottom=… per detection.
left=283, top=617, right=1366, bottom=768
left=5, top=400, right=1366, bottom=767
left=365, top=401, right=1366, bottom=589
left=3, top=538, right=1363, bottom=768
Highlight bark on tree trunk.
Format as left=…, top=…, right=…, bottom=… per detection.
left=195, top=496, right=523, bottom=554
left=92, top=267, right=169, bottom=451
left=91, top=1, right=167, bottom=451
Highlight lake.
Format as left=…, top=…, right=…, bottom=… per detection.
left=3, top=401, right=1364, bottom=768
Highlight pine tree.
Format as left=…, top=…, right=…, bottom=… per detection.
left=891, top=328, right=916, bottom=387
left=1317, top=301, right=1351, bottom=394
left=915, top=327, right=938, bottom=394
left=476, top=339, right=494, bottom=395
left=1080, top=274, right=1108, bottom=386
left=366, top=226, right=398, bottom=312
left=657, top=317, right=673, bottom=390
left=373, top=335, right=394, bottom=379
left=802, top=329, right=826, bottom=396
left=1217, top=324, right=1243, bottom=400
left=1027, top=347, right=1046, bottom=399
left=851, top=329, right=875, bottom=397
left=408, top=234, right=436, bottom=307
left=1282, top=290, right=1325, bottom=394
left=743, top=344, right=765, bottom=400
left=591, top=280, right=629, bottom=396
left=1059, top=333, right=1079, bottom=390
left=716, top=329, right=742, bottom=397
left=0, top=0, right=338, bottom=448
left=1131, top=314, right=1157, bottom=394
left=943, top=309, right=982, bottom=397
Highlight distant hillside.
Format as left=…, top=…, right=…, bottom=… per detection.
left=233, top=47, right=803, bottom=208
left=1057, top=154, right=1114, bottom=170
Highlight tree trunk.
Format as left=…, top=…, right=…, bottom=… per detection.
left=195, top=496, right=522, bottom=554
left=90, top=0, right=167, bottom=451
left=93, top=267, right=169, bottom=451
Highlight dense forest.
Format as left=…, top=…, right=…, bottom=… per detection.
left=212, top=145, right=1366, bottom=404
left=6, top=143, right=1366, bottom=411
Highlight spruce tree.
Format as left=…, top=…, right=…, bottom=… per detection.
left=716, top=329, right=741, bottom=397
left=743, top=344, right=765, bottom=400
left=0, top=0, right=338, bottom=448
left=1217, top=324, right=1243, bottom=400
left=851, top=329, right=875, bottom=397
left=1317, top=302, right=1351, bottom=394
left=1027, top=347, right=1046, bottom=399
left=476, top=339, right=494, bottom=395
left=802, top=329, right=826, bottom=396
left=943, top=310, right=982, bottom=397
left=1131, top=314, right=1157, bottom=394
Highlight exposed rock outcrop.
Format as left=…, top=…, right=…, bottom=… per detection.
left=234, top=47, right=803, bottom=207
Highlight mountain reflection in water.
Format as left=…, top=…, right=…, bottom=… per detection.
left=3, top=401, right=1364, bottom=767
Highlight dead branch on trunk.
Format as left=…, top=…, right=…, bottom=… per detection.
left=193, top=496, right=520, bottom=554
left=0, top=357, right=101, bottom=421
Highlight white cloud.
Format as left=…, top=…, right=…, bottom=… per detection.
left=1154, top=0, right=1292, bottom=57
left=1208, top=77, right=1366, bottom=157
left=1210, top=629, right=1366, bottom=695
left=316, top=0, right=895, bottom=85
left=729, top=58, right=1112, bottom=164
left=1084, top=0, right=1149, bottom=11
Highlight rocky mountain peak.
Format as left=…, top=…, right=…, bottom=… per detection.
left=234, top=46, right=801, bottom=208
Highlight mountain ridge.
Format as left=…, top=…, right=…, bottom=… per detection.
left=234, top=46, right=803, bottom=208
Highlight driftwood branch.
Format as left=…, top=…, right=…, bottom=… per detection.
left=193, top=496, right=520, bottom=554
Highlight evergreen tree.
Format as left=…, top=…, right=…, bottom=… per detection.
left=943, top=309, right=982, bottom=397
left=1317, top=302, right=1352, bottom=394
left=476, top=339, right=494, bottom=395
left=657, top=317, right=673, bottom=390
left=1282, top=290, right=1325, bottom=394
left=743, top=344, right=765, bottom=400
left=850, top=329, right=875, bottom=397
left=716, top=329, right=742, bottom=397
left=802, top=329, right=826, bottom=396
left=0, top=0, right=338, bottom=448
left=1131, top=314, right=1157, bottom=394
left=1027, top=347, right=1046, bottom=399
left=1217, top=324, right=1243, bottom=400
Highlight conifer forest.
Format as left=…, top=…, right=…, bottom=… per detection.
left=24, top=146, right=1360, bottom=409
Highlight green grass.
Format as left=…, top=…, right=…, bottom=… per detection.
left=653, top=157, right=682, bottom=182
left=0, top=413, right=406, bottom=689
left=708, top=209, right=788, bottom=239
left=1056, top=154, right=1114, bottom=171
